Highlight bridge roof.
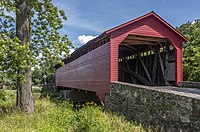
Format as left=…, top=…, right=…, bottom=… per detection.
left=105, top=11, right=189, bottom=42
left=55, top=11, right=189, bottom=69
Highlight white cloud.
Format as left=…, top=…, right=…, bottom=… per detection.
left=77, top=35, right=97, bottom=44
left=69, top=49, right=75, bottom=54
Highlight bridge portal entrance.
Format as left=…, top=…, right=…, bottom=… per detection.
left=118, top=35, right=176, bottom=86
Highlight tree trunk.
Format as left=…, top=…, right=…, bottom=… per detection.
left=16, top=0, right=34, bottom=114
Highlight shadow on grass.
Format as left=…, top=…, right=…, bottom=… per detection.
left=0, top=89, right=18, bottom=117
left=0, top=105, right=19, bottom=117
left=0, top=88, right=43, bottom=117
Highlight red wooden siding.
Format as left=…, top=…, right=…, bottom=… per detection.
left=109, top=15, right=187, bottom=85
left=56, top=42, right=110, bottom=100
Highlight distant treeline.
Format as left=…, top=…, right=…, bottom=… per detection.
left=177, top=19, right=200, bottom=82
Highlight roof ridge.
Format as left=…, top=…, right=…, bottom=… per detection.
left=105, top=11, right=189, bottom=42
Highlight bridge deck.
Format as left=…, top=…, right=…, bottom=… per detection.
left=113, top=82, right=200, bottom=99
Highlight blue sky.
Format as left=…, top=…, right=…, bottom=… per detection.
left=52, top=0, right=200, bottom=49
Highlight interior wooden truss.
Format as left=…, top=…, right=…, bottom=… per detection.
left=118, top=35, right=175, bottom=86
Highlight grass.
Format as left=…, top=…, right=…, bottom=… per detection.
left=0, top=89, right=146, bottom=132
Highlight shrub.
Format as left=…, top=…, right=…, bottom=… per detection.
left=0, top=90, right=7, bottom=101
left=0, top=90, right=15, bottom=101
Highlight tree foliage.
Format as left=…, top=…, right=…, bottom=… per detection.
left=32, top=67, right=42, bottom=85
left=177, top=20, right=200, bottom=82
left=0, top=0, right=73, bottom=83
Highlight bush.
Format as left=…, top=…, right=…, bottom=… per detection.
left=183, top=64, right=200, bottom=82
left=32, top=87, right=42, bottom=93
left=68, top=104, right=145, bottom=132
left=0, top=90, right=7, bottom=101
left=41, top=89, right=60, bottom=99
left=0, top=90, right=15, bottom=101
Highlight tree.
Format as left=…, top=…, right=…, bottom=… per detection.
left=177, top=20, right=200, bottom=82
left=0, top=0, right=73, bottom=114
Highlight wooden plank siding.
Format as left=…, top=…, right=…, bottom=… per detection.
left=56, top=42, right=110, bottom=100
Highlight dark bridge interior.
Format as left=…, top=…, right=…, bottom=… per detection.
left=118, top=35, right=176, bottom=86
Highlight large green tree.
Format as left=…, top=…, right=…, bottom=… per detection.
left=177, top=19, right=200, bottom=82
left=0, top=0, right=73, bottom=114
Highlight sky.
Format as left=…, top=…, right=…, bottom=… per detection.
left=52, top=0, right=200, bottom=52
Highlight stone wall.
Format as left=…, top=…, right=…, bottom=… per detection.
left=105, top=82, right=200, bottom=131
left=178, top=81, right=200, bottom=89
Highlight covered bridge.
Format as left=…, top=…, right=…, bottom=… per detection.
left=55, top=11, right=189, bottom=101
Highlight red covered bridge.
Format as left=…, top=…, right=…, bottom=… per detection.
left=55, top=12, right=189, bottom=101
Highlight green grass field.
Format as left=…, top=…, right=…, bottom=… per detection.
left=0, top=89, right=146, bottom=132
